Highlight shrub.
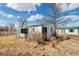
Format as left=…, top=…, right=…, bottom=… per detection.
left=27, top=32, right=45, bottom=45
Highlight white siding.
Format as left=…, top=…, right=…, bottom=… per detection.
left=28, top=24, right=53, bottom=39
left=17, top=23, right=54, bottom=39
left=56, top=29, right=79, bottom=35
left=56, top=29, right=62, bottom=34
left=28, top=26, right=42, bottom=33
left=44, top=24, right=53, bottom=39
left=65, top=29, right=78, bottom=35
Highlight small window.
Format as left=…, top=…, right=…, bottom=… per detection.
left=69, top=29, right=74, bottom=32
left=21, top=28, right=28, bottom=33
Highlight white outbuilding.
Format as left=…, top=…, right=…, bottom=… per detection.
left=17, top=23, right=54, bottom=40
left=56, top=26, right=79, bottom=35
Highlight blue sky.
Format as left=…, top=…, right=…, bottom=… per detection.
left=0, top=3, right=51, bottom=25
left=0, top=3, right=79, bottom=28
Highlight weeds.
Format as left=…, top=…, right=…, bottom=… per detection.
left=0, top=34, right=78, bottom=55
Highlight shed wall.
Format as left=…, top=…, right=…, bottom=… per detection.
left=65, top=29, right=78, bottom=35
left=28, top=26, right=42, bottom=33
left=44, top=24, right=53, bottom=39
left=56, top=29, right=79, bottom=35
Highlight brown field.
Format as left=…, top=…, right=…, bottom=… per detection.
left=0, top=34, right=79, bottom=56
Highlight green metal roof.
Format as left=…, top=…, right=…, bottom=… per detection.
left=17, top=25, right=43, bottom=30
left=57, top=26, right=79, bottom=29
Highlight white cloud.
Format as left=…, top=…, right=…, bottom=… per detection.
left=15, top=22, right=21, bottom=28
left=57, top=15, right=79, bottom=27
left=0, top=11, right=8, bottom=17
left=67, top=4, right=79, bottom=11
left=6, top=3, right=41, bottom=12
left=57, top=3, right=68, bottom=12
left=58, top=3, right=79, bottom=12
left=57, top=15, right=79, bottom=23
left=27, top=14, right=44, bottom=21
left=34, top=14, right=44, bottom=19
left=8, top=14, right=14, bottom=18
left=63, top=15, right=79, bottom=20
left=69, top=11, right=77, bottom=15
left=0, top=11, right=14, bottom=18
left=17, top=16, right=20, bottom=18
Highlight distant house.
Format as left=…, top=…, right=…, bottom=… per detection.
left=17, top=23, right=54, bottom=40
left=56, top=26, right=79, bottom=35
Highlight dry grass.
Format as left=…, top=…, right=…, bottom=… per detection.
left=0, top=34, right=79, bottom=56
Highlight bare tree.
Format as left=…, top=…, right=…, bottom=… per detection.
left=36, top=3, right=71, bottom=37
left=8, top=23, right=15, bottom=33
left=19, top=16, right=28, bottom=27
left=39, top=3, right=70, bottom=37
left=48, top=3, right=64, bottom=36
left=49, top=3, right=71, bottom=37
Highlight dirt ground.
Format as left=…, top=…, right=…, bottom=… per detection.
left=0, top=34, right=79, bottom=56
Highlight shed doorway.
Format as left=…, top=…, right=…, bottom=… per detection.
left=21, top=28, right=28, bottom=33
left=42, top=27, right=47, bottom=41
left=78, top=28, right=79, bottom=35
left=20, top=28, right=28, bottom=38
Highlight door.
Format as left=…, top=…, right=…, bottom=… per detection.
left=42, top=27, right=47, bottom=41
left=78, top=28, right=79, bottom=35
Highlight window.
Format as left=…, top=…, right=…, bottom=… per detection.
left=69, top=29, right=74, bottom=32
left=21, top=28, right=28, bottom=33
